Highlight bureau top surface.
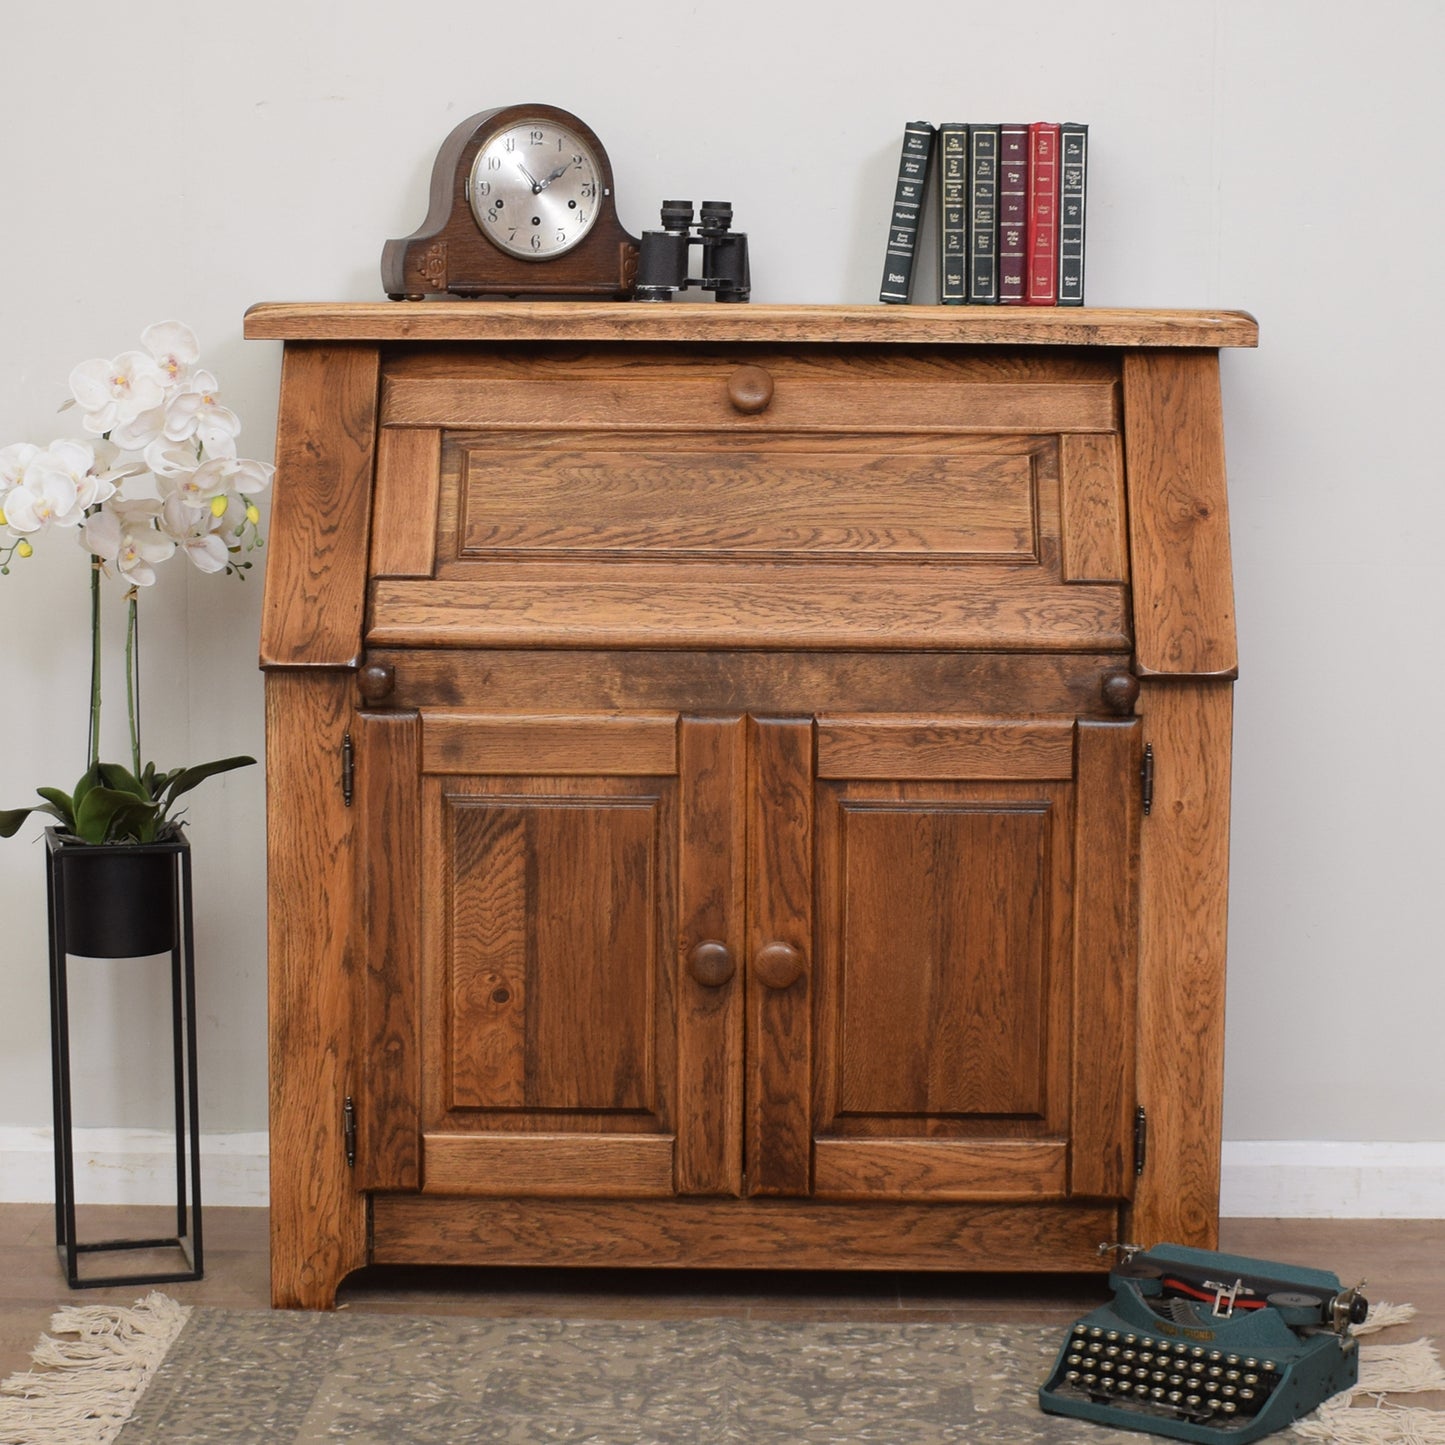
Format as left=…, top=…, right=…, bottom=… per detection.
left=243, top=302, right=1258, bottom=349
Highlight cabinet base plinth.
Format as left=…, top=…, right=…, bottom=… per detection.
left=368, top=1196, right=1120, bottom=1274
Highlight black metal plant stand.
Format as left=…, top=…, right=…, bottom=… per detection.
left=45, top=829, right=204, bottom=1287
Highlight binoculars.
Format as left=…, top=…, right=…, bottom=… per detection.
left=633, top=200, right=751, bottom=302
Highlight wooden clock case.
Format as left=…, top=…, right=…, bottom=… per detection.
left=380, top=104, right=640, bottom=300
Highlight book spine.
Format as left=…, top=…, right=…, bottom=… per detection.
left=938, top=124, right=968, bottom=304
left=967, top=125, right=999, bottom=303
left=1058, top=123, right=1088, bottom=306
left=1025, top=122, right=1061, bottom=305
left=879, top=122, right=937, bottom=304
left=997, top=125, right=1029, bottom=304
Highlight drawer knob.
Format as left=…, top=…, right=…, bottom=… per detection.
left=1102, top=670, right=1140, bottom=716
left=726, top=365, right=774, bottom=414
left=688, top=940, right=736, bottom=988
left=754, top=941, right=805, bottom=990
left=359, top=662, right=397, bottom=704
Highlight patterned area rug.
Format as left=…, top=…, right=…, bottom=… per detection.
left=2, top=1294, right=1443, bottom=1443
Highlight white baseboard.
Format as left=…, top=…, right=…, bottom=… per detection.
left=2, top=1132, right=1442, bottom=1216
left=1220, top=1141, right=1445, bottom=1218
left=0, top=1127, right=268, bottom=1207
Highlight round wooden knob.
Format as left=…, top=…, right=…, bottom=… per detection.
left=688, top=940, right=735, bottom=988
left=726, top=365, right=774, bottom=414
left=754, top=941, right=805, bottom=990
left=1101, top=670, right=1140, bottom=716
left=359, top=662, right=397, bottom=704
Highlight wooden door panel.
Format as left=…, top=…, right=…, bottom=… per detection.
left=811, top=713, right=1140, bottom=1204
left=833, top=797, right=1058, bottom=1120
left=443, top=793, right=661, bottom=1114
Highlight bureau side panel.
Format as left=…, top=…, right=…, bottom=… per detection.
left=265, top=669, right=365, bottom=1308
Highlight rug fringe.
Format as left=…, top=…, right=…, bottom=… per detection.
left=0, top=1293, right=189, bottom=1445
left=1292, top=1314, right=1445, bottom=1443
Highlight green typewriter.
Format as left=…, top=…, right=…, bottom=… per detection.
left=1039, top=1243, right=1369, bottom=1443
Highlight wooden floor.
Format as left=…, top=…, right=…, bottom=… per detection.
left=2, top=1206, right=1441, bottom=1411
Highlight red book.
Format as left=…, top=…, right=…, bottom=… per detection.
left=1025, top=122, right=1060, bottom=305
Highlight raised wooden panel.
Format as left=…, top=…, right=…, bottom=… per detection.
left=354, top=710, right=422, bottom=1192
left=1060, top=432, right=1128, bottom=583
left=370, top=426, right=441, bottom=578
left=442, top=791, right=663, bottom=1113
left=674, top=717, right=746, bottom=1196
left=260, top=344, right=380, bottom=668
left=422, top=1133, right=674, bottom=1198
left=745, top=717, right=814, bottom=1196
left=830, top=796, right=1057, bottom=1120
left=1123, top=350, right=1237, bottom=677
left=421, top=712, right=677, bottom=776
left=814, top=1139, right=1068, bottom=1201
left=817, top=717, right=1075, bottom=781
left=446, top=434, right=1042, bottom=561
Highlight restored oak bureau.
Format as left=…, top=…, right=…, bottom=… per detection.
left=243, top=302, right=1258, bottom=1309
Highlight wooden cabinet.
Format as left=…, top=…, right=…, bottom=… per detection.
left=245, top=303, right=1257, bottom=1309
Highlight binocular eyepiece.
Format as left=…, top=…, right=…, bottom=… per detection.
left=635, top=200, right=750, bottom=302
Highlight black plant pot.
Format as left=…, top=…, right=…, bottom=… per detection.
left=46, top=831, right=183, bottom=958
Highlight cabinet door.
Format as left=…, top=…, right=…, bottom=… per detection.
left=355, top=709, right=741, bottom=1200
left=805, top=715, right=1142, bottom=1203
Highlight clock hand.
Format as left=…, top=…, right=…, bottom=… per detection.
left=535, top=158, right=575, bottom=190
left=516, top=162, right=544, bottom=194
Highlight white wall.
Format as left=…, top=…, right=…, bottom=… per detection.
left=2, top=0, right=1441, bottom=1206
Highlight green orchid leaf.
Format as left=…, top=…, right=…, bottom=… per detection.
left=158, top=756, right=256, bottom=810
left=71, top=764, right=106, bottom=817
left=96, top=762, right=151, bottom=801
left=73, top=786, right=162, bottom=845
left=35, top=788, right=78, bottom=828
left=1, top=803, right=62, bottom=838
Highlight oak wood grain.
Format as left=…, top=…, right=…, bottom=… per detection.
left=1124, top=351, right=1238, bottom=678
left=264, top=670, right=366, bottom=1308
left=745, top=718, right=813, bottom=1196
left=245, top=301, right=1259, bottom=349
left=1060, top=432, right=1128, bottom=583
left=368, top=571, right=1131, bottom=652
left=1068, top=719, right=1142, bottom=1199
left=371, top=1195, right=1119, bottom=1271
left=362, top=649, right=1134, bottom=720
left=1129, top=679, right=1233, bottom=1248
left=384, top=373, right=1116, bottom=434
left=674, top=717, right=746, bottom=1196
left=422, top=1133, right=675, bottom=1197
left=260, top=344, right=380, bottom=668
left=815, top=716, right=1076, bottom=780
left=420, top=712, right=678, bottom=776
left=370, top=427, right=441, bottom=578
left=354, top=710, right=423, bottom=1192
left=812, top=1139, right=1068, bottom=1201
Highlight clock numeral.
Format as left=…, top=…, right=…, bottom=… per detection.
left=474, top=181, right=491, bottom=198
left=580, top=182, right=596, bottom=200
left=486, top=155, right=502, bottom=171
left=530, top=234, right=543, bottom=252
left=529, top=129, right=545, bottom=145
left=504, top=137, right=516, bottom=153
left=556, top=228, right=567, bottom=244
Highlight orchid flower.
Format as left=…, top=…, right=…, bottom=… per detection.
left=82, top=500, right=177, bottom=587
left=68, top=351, right=166, bottom=438
left=163, top=370, right=242, bottom=457
left=161, top=492, right=229, bottom=573
left=141, top=321, right=201, bottom=389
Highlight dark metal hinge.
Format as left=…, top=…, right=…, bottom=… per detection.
left=1133, top=1105, right=1148, bottom=1176
left=343, top=1095, right=357, bottom=1169
left=1140, top=744, right=1155, bottom=816
left=341, top=732, right=355, bottom=808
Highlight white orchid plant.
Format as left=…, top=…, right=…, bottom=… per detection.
left=0, top=322, right=271, bottom=845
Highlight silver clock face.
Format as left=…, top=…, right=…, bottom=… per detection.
left=468, top=121, right=603, bottom=259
